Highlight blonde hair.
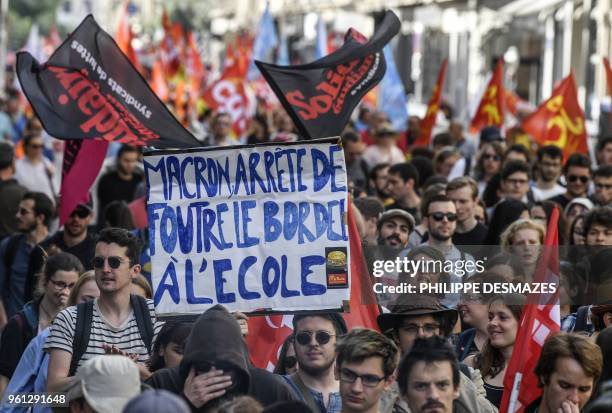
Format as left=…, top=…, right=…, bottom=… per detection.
left=67, top=270, right=96, bottom=306
left=500, top=219, right=546, bottom=248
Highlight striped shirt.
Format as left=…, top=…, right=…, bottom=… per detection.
left=44, top=298, right=162, bottom=372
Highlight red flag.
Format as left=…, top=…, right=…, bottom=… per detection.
left=115, top=2, right=141, bottom=73
left=417, top=59, right=447, bottom=147
left=500, top=208, right=561, bottom=413
left=470, top=59, right=505, bottom=133
left=185, top=31, right=206, bottom=108
left=247, top=200, right=380, bottom=370
left=604, top=57, right=612, bottom=96
left=151, top=59, right=169, bottom=101
left=159, top=12, right=182, bottom=77
left=522, top=74, right=587, bottom=162
left=59, top=140, right=108, bottom=225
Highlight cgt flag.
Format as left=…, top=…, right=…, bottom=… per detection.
left=16, top=15, right=201, bottom=149
left=417, top=59, right=447, bottom=147
left=522, top=74, right=587, bottom=162
left=255, top=10, right=400, bottom=140
left=470, top=59, right=504, bottom=133
left=500, top=207, right=561, bottom=413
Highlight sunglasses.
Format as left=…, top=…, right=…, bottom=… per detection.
left=483, top=154, right=500, bottom=161
left=92, top=256, right=127, bottom=269
left=295, top=330, right=335, bottom=346
left=429, top=212, right=457, bottom=222
left=70, top=208, right=90, bottom=219
left=284, top=356, right=297, bottom=369
left=568, top=175, right=589, bottom=183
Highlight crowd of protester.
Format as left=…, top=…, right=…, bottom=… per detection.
left=0, top=85, right=611, bottom=413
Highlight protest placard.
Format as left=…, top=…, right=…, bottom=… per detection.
left=144, top=139, right=350, bottom=315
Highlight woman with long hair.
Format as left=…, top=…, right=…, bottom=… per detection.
left=474, top=142, right=504, bottom=196
left=465, top=293, right=526, bottom=409
left=273, top=335, right=298, bottom=375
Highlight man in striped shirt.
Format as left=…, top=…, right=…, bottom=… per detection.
left=46, top=227, right=162, bottom=392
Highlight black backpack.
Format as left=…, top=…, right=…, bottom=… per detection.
left=69, top=294, right=154, bottom=376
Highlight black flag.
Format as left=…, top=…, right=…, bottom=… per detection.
left=16, top=15, right=201, bottom=149
left=255, top=10, right=400, bottom=140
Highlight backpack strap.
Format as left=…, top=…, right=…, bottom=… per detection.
left=288, top=372, right=322, bottom=413
left=70, top=301, right=94, bottom=376
left=131, top=294, right=154, bottom=354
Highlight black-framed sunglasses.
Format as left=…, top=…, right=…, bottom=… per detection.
left=92, top=256, right=127, bottom=269
left=568, top=175, right=589, bottom=183
left=482, top=154, right=501, bottom=161
left=70, top=208, right=90, bottom=219
left=430, top=212, right=457, bottom=222
left=339, top=367, right=386, bottom=387
left=284, top=356, right=297, bottom=369
left=295, top=330, right=335, bottom=346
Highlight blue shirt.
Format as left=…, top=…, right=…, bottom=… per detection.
left=0, top=328, right=51, bottom=413
left=282, top=375, right=342, bottom=413
left=0, top=236, right=34, bottom=319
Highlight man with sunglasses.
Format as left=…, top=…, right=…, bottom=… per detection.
left=422, top=194, right=474, bottom=307
left=548, top=153, right=592, bottom=210
left=46, top=227, right=163, bottom=393
left=283, top=313, right=348, bottom=413
left=532, top=146, right=565, bottom=202
left=0, top=191, right=53, bottom=328
left=41, top=200, right=97, bottom=270
left=335, top=328, right=398, bottom=413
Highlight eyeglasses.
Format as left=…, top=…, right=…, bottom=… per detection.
left=568, top=175, right=589, bottom=183
left=284, top=356, right=297, bottom=369
left=399, top=323, right=441, bottom=335
left=49, top=279, right=76, bottom=291
left=92, top=256, right=127, bottom=269
left=482, top=154, right=500, bottom=161
left=429, top=212, right=457, bottom=222
left=505, top=178, right=528, bottom=186
left=295, top=330, right=335, bottom=346
left=70, top=208, right=90, bottom=219
left=339, top=368, right=386, bottom=387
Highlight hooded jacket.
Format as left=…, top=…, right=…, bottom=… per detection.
left=146, top=305, right=295, bottom=412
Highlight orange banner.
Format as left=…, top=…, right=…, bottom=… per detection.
left=522, top=74, right=587, bottom=162
left=470, top=59, right=504, bottom=133
left=416, top=59, right=447, bottom=147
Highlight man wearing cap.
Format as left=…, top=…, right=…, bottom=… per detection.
left=362, top=124, right=406, bottom=171
left=62, top=355, right=143, bottom=413
left=378, top=295, right=496, bottom=413
left=385, top=163, right=421, bottom=221
left=377, top=210, right=414, bottom=250
left=282, top=313, right=348, bottom=413
left=41, top=201, right=97, bottom=270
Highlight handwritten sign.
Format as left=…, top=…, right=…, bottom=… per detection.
left=144, top=140, right=350, bottom=315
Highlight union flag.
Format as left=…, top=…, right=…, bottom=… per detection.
left=522, top=74, right=587, bottom=162
left=416, top=59, right=447, bottom=147
left=470, top=59, right=504, bottom=133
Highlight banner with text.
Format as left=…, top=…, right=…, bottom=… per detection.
left=145, top=140, right=350, bottom=315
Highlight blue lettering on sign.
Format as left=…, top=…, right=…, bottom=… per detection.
left=154, top=261, right=180, bottom=305
left=311, top=148, right=332, bottom=192
left=262, top=256, right=280, bottom=297
left=238, top=256, right=260, bottom=300
left=234, top=154, right=250, bottom=196
left=329, top=145, right=347, bottom=192
left=176, top=205, right=194, bottom=254
left=297, top=149, right=307, bottom=191
left=144, top=158, right=167, bottom=201
left=264, top=201, right=281, bottom=242
left=301, top=255, right=326, bottom=296
left=160, top=205, right=177, bottom=254
left=147, top=203, right=166, bottom=256
left=166, top=156, right=183, bottom=200
left=214, top=259, right=235, bottom=303
left=280, top=255, right=300, bottom=298
left=185, top=259, right=212, bottom=304
left=180, top=157, right=196, bottom=199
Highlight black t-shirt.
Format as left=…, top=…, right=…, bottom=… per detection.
left=547, top=193, right=571, bottom=210
left=41, top=231, right=97, bottom=270
left=97, top=170, right=142, bottom=227
left=453, top=222, right=488, bottom=246
left=386, top=202, right=420, bottom=223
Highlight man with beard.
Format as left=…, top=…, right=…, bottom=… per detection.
left=335, top=329, right=398, bottom=413
left=423, top=194, right=474, bottom=307
left=526, top=333, right=602, bottom=413
left=548, top=153, right=592, bottom=210
left=385, top=163, right=421, bottom=221
left=97, top=145, right=142, bottom=229
left=283, top=313, right=348, bottom=413
left=0, top=191, right=53, bottom=328
left=377, top=210, right=414, bottom=249
left=147, top=305, right=294, bottom=412
left=397, top=336, right=461, bottom=413
left=368, top=163, right=393, bottom=205
left=41, top=200, right=97, bottom=270
left=532, top=146, right=565, bottom=201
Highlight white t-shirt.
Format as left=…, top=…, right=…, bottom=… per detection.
left=15, top=157, right=56, bottom=203
left=532, top=183, right=565, bottom=201
left=362, top=145, right=405, bottom=169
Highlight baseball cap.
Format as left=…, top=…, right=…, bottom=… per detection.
left=122, top=390, right=190, bottom=413
left=62, top=355, right=142, bottom=413
left=378, top=209, right=416, bottom=233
